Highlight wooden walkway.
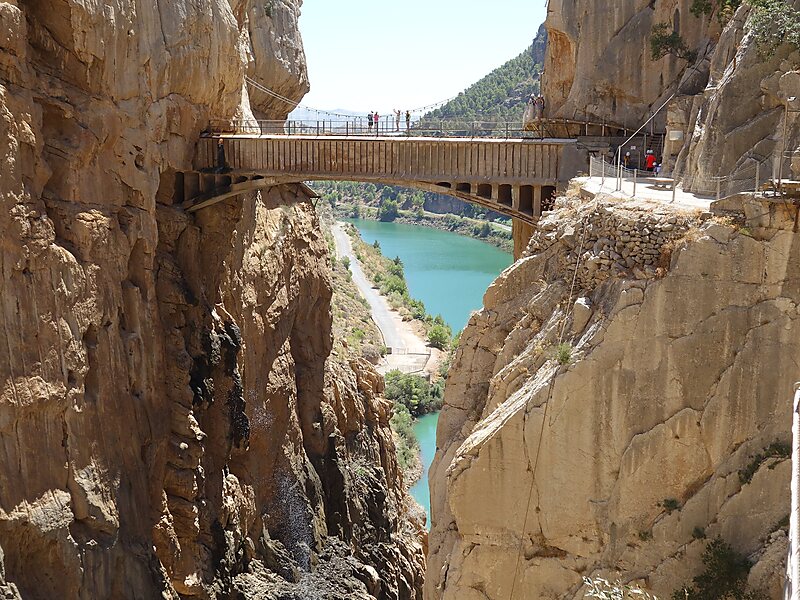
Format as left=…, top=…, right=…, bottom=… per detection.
left=179, top=134, right=583, bottom=223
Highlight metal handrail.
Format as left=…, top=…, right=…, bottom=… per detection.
left=205, top=116, right=639, bottom=140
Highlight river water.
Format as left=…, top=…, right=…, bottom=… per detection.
left=348, top=219, right=512, bottom=526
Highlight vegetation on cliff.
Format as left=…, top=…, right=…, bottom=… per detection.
left=385, top=370, right=443, bottom=473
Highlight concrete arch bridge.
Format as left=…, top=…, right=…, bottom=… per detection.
left=176, top=126, right=585, bottom=255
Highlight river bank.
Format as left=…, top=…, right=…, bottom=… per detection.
left=331, top=222, right=444, bottom=378
left=339, top=204, right=514, bottom=253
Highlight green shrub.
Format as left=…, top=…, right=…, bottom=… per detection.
left=379, top=274, right=408, bottom=297
left=662, top=498, right=681, bottom=513
left=408, top=298, right=427, bottom=320
left=650, top=23, right=697, bottom=62
left=739, top=441, right=790, bottom=484
left=555, top=342, right=573, bottom=365
left=428, top=323, right=452, bottom=350
left=692, top=526, right=707, bottom=540
left=378, top=198, right=399, bottom=222
left=748, top=0, right=800, bottom=57
left=339, top=256, right=351, bottom=270
left=385, top=370, right=443, bottom=417
left=390, top=403, right=420, bottom=473
left=671, top=538, right=767, bottom=599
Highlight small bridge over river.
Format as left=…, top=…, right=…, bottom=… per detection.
left=178, top=127, right=585, bottom=226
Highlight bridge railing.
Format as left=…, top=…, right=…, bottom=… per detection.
left=206, top=118, right=594, bottom=139
left=589, top=156, right=784, bottom=202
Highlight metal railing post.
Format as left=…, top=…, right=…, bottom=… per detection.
left=633, top=169, right=637, bottom=197
left=756, top=162, right=760, bottom=195
left=672, top=178, right=677, bottom=203
left=789, top=382, right=800, bottom=600
left=716, top=178, right=721, bottom=202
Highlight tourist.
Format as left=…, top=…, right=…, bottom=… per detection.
left=624, top=152, right=631, bottom=168
left=216, top=138, right=226, bottom=172
left=394, top=109, right=401, bottom=132
left=374, top=111, right=380, bottom=135
left=368, top=112, right=374, bottom=133
left=406, top=110, right=411, bottom=131
left=645, top=150, right=657, bottom=172
left=536, top=95, right=546, bottom=120
left=654, top=162, right=662, bottom=176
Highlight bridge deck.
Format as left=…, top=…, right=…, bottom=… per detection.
left=196, top=134, right=572, bottom=184
left=184, top=134, right=584, bottom=223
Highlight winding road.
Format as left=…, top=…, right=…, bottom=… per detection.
left=331, top=222, right=433, bottom=374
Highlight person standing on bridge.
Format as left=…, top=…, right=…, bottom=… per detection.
left=405, top=110, right=411, bottom=131
left=535, top=95, right=545, bottom=120
left=373, top=111, right=380, bottom=135
left=368, top=112, right=374, bottom=133
left=216, top=138, right=226, bottom=173
left=394, top=109, right=401, bottom=132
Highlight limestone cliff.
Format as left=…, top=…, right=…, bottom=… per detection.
left=0, top=1, right=423, bottom=598
left=543, top=0, right=718, bottom=127
left=426, top=194, right=797, bottom=599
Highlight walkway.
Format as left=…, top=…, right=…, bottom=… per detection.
left=179, top=130, right=585, bottom=224
left=579, top=176, right=713, bottom=211
left=331, top=223, right=433, bottom=375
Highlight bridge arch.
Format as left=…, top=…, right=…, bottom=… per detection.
left=177, top=134, right=583, bottom=224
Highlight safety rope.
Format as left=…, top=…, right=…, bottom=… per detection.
left=507, top=206, right=593, bottom=600
left=244, top=76, right=456, bottom=119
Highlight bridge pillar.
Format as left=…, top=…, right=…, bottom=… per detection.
left=512, top=219, right=535, bottom=260
left=533, top=186, right=542, bottom=218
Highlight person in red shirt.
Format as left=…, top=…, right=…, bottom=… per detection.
left=646, top=151, right=657, bottom=172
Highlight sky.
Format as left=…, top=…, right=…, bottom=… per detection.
left=297, top=0, right=548, bottom=115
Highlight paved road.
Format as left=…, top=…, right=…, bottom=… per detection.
left=332, top=223, right=405, bottom=350
left=331, top=223, right=432, bottom=374
left=580, top=176, right=713, bottom=210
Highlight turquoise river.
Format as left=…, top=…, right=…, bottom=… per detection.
left=348, top=219, right=512, bottom=526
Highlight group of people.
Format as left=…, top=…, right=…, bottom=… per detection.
left=621, top=149, right=662, bottom=175
left=368, top=110, right=412, bottom=133
left=527, top=93, right=546, bottom=120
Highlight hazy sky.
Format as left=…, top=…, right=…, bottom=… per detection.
left=297, top=0, right=548, bottom=115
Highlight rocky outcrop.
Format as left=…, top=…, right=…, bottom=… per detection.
left=426, top=194, right=797, bottom=599
left=671, top=2, right=800, bottom=190
left=0, top=1, right=423, bottom=598
left=543, top=0, right=718, bottom=128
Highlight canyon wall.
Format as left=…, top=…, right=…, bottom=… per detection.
left=543, top=0, right=717, bottom=128
left=0, top=1, right=423, bottom=598
left=427, top=194, right=797, bottom=599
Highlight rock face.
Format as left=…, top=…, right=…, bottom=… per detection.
left=0, top=1, right=423, bottom=598
left=672, top=2, right=800, bottom=191
left=543, top=0, right=717, bottom=128
left=426, top=195, right=797, bottom=599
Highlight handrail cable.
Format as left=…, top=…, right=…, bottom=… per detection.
left=507, top=205, right=593, bottom=600
left=616, top=93, right=676, bottom=190
left=244, top=75, right=456, bottom=119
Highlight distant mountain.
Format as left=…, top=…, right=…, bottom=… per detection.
left=423, top=24, right=547, bottom=124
